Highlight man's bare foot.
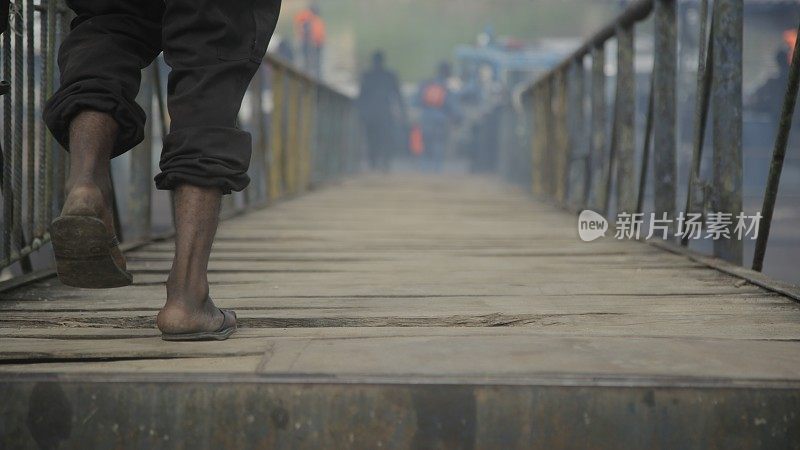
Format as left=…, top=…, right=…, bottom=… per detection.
left=59, top=110, right=125, bottom=269
left=156, top=289, right=225, bottom=335
left=51, top=110, right=132, bottom=289
left=156, top=184, right=235, bottom=339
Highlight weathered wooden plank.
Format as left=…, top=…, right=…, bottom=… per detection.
left=2, top=292, right=786, bottom=313
left=3, top=311, right=800, bottom=342
left=255, top=334, right=800, bottom=380
left=4, top=332, right=800, bottom=379
left=0, top=356, right=262, bottom=373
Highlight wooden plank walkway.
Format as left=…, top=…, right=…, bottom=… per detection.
left=3, top=174, right=800, bottom=449
left=2, top=174, right=800, bottom=377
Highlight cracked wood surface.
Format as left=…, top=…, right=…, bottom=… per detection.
left=2, top=174, right=800, bottom=381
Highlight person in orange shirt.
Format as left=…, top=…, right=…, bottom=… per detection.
left=293, top=6, right=314, bottom=40
left=293, top=4, right=325, bottom=77
left=414, top=62, right=461, bottom=172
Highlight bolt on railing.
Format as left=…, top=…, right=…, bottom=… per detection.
left=0, top=0, right=363, bottom=275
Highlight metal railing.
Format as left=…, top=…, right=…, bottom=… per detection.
left=516, top=0, right=799, bottom=271
left=0, top=0, right=362, bottom=275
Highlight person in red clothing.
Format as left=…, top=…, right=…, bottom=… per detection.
left=293, top=4, right=325, bottom=77
left=415, top=62, right=461, bottom=172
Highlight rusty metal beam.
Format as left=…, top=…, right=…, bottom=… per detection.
left=4, top=376, right=800, bottom=449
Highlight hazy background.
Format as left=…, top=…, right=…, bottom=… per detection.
left=276, top=0, right=615, bottom=82
left=267, top=0, right=800, bottom=283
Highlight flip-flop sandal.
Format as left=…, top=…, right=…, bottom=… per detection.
left=50, top=215, right=133, bottom=289
left=161, top=308, right=237, bottom=342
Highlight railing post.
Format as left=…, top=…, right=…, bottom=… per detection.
left=554, top=71, right=570, bottom=205
left=616, top=25, right=636, bottom=214
left=336, top=100, right=346, bottom=176
left=711, top=0, right=743, bottom=264
left=128, top=64, right=154, bottom=241
left=590, top=45, right=606, bottom=211
left=285, top=75, right=300, bottom=194
left=653, top=0, right=677, bottom=230
left=568, top=58, right=586, bottom=209
left=249, top=65, right=267, bottom=206
left=636, top=71, right=655, bottom=215
left=531, top=86, right=545, bottom=197
left=544, top=77, right=556, bottom=198
left=308, top=84, right=319, bottom=186
left=43, top=0, right=57, bottom=232
left=3, top=17, right=12, bottom=265
left=35, top=2, right=51, bottom=240
left=25, top=0, right=35, bottom=251
left=268, top=66, right=284, bottom=201
left=299, top=80, right=314, bottom=191
left=12, top=0, right=25, bottom=263
left=681, top=0, right=714, bottom=246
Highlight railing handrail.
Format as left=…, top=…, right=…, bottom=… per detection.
left=524, top=0, right=654, bottom=93
left=264, top=53, right=351, bottom=101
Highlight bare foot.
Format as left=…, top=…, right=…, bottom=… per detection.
left=156, top=184, right=235, bottom=338
left=156, top=293, right=226, bottom=335
left=58, top=110, right=126, bottom=271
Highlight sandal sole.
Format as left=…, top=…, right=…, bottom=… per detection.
left=161, top=326, right=237, bottom=342
left=51, top=215, right=133, bottom=289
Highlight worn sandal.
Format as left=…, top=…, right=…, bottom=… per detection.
left=161, top=308, right=238, bottom=342
left=50, top=215, right=133, bottom=289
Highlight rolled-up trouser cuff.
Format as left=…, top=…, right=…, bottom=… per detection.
left=154, top=126, right=252, bottom=194
left=43, top=80, right=146, bottom=157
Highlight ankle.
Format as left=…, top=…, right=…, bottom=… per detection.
left=62, top=183, right=108, bottom=216
left=166, top=273, right=210, bottom=305
left=66, top=167, right=111, bottom=193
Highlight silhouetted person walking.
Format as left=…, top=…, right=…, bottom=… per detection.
left=43, top=0, right=281, bottom=341
left=358, top=51, right=407, bottom=171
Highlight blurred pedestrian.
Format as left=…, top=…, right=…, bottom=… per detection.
left=293, top=3, right=325, bottom=77
left=415, top=61, right=461, bottom=172
left=358, top=50, right=407, bottom=171
left=276, top=35, right=295, bottom=63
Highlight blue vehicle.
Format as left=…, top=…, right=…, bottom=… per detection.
left=452, top=35, right=573, bottom=176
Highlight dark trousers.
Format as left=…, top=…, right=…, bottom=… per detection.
left=421, top=127, right=446, bottom=173
left=363, top=116, right=394, bottom=171
left=43, top=0, right=281, bottom=194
